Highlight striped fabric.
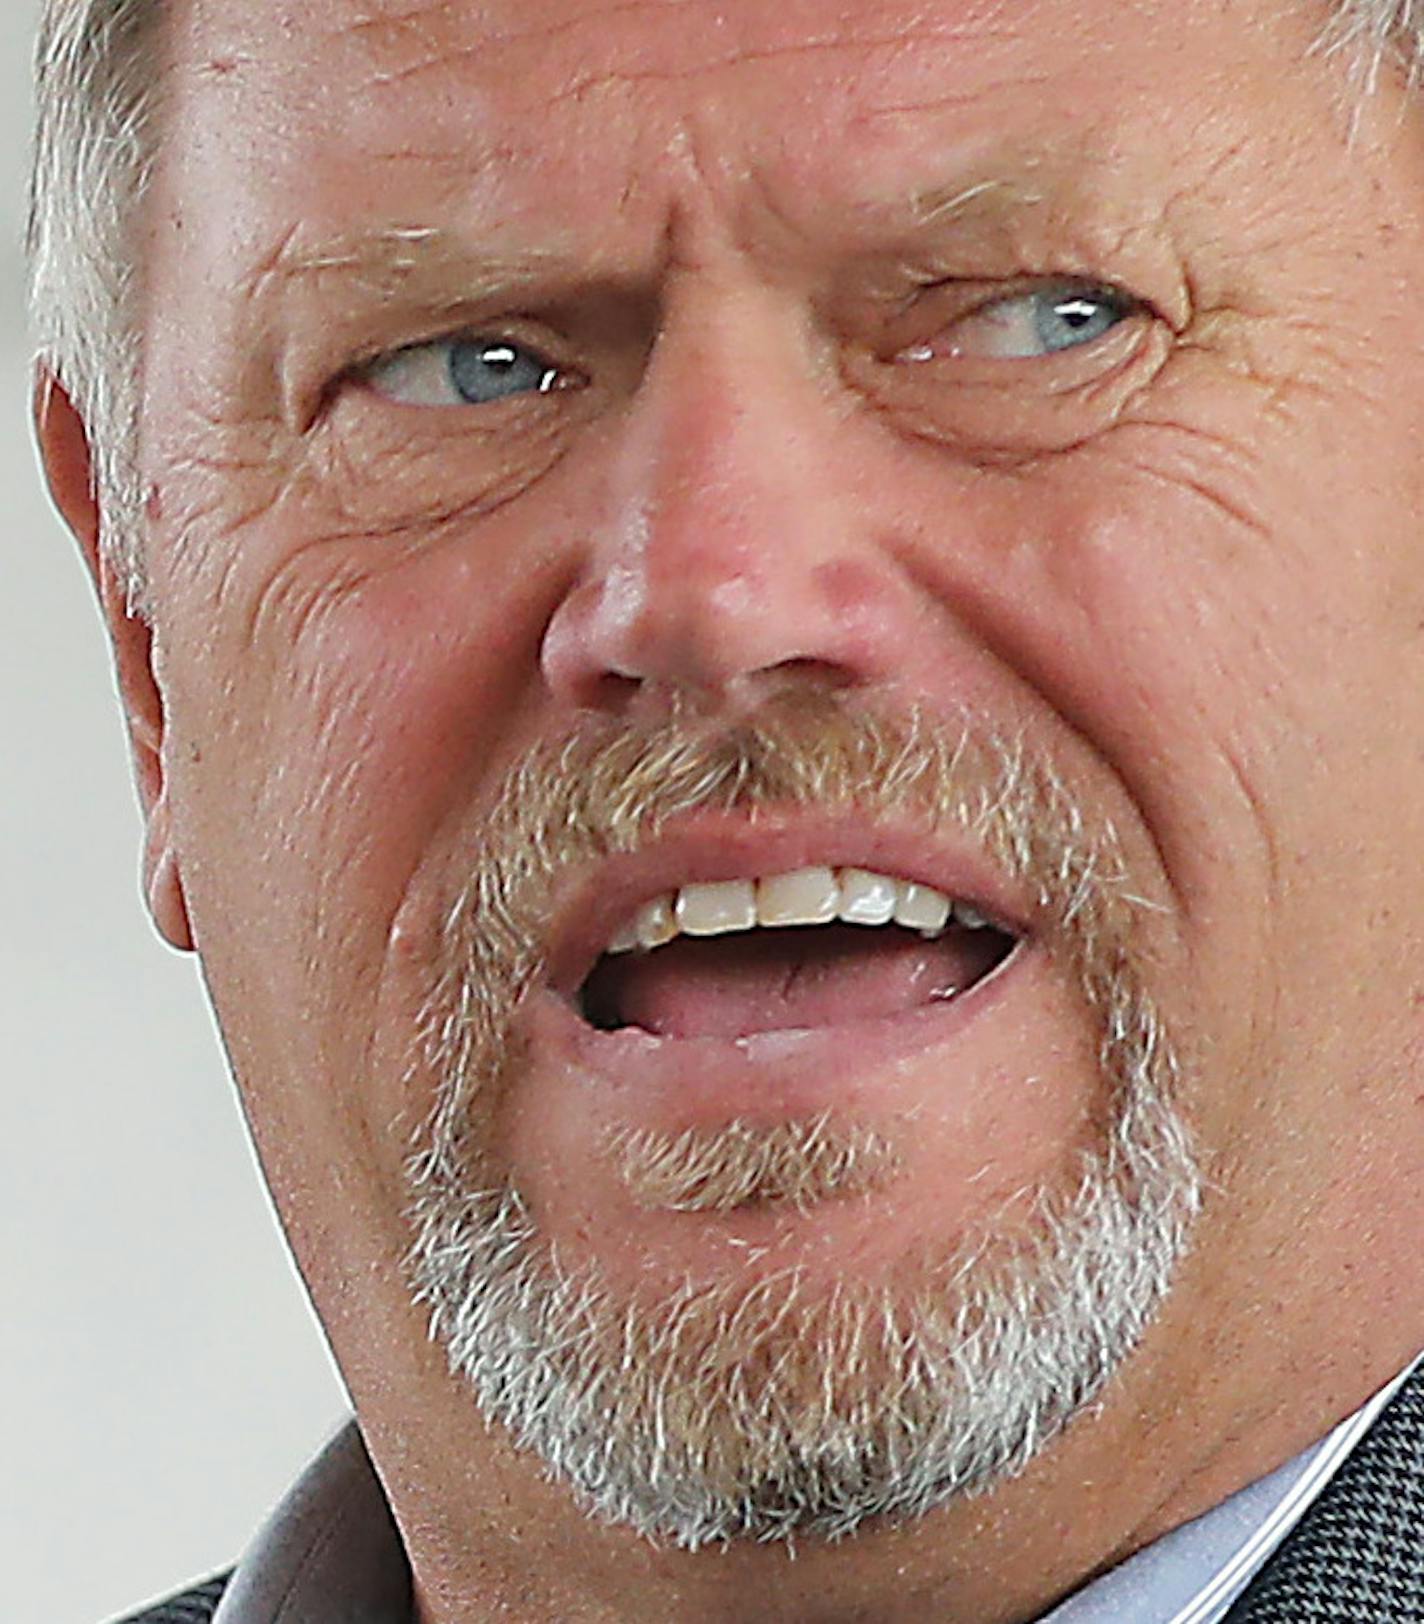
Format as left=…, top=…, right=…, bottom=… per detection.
left=1226, top=1361, right=1424, bottom=1621
left=109, top=1571, right=232, bottom=1624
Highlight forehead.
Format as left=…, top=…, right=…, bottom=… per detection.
left=161, top=0, right=1326, bottom=269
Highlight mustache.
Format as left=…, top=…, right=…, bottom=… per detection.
left=415, top=689, right=1159, bottom=1173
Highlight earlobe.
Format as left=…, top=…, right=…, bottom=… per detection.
left=145, top=806, right=195, bottom=954
left=34, top=364, right=194, bottom=954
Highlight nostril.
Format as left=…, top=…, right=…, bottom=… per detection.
left=558, top=657, right=864, bottom=719
left=760, top=657, right=860, bottom=692
left=583, top=671, right=644, bottom=713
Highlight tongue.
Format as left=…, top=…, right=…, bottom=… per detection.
left=585, top=923, right=1006, bottom=1040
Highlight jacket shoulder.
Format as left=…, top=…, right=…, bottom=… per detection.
left=107, top=1571, right=233, bottom=1624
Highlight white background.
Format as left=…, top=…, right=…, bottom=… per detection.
left=2, top=8, right=348, bottom=1620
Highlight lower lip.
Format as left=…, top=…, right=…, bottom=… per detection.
left=524, top=939, right=1036, bottom=1128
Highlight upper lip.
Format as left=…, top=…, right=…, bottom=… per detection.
left=540, top=811, right=1035, bottom=997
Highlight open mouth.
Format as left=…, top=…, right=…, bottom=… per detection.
left=578, top=866, right=1019, bottom=1040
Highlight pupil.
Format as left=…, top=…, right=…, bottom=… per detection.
left=449, top=340, right=553, bottom=403
left=1037, top=291, right=1117, bottom=354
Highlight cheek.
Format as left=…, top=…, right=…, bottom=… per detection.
left=859, top=425, right=1339, bottom=1118
left=880, top=392, right=1413, bottom=912
left=160, top=517, right=573, bottom=1104
left=871, top=405, right=1424, bottom=1147
left=881, top=451, right=1266, bottom=894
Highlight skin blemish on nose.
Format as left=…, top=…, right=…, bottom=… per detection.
left=598, top=553, right=654, bottom=631
left=814, top=557, right=895, bottom=616
left=707, top=578, right=755, bottom=617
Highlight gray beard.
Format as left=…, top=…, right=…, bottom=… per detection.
left=403, top=696, right=1203, bottom=1548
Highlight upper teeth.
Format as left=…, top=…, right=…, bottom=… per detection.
left=605, top=868, right=994, bottom=955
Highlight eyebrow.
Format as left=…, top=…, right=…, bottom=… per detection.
left=907, top=176, right=1045, bottom=227
left=257, top=148, right=1143, bottom=346
left=257, top=222, right=572, bottom=311
left=262, top=164, right=1061, bottom=300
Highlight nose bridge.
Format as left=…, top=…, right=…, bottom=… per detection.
left=617, top=300, right=809, bottom=614
left=541, top=283, right=897, bottom=710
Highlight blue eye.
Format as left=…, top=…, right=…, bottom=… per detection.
left=363, top=336, right=567, bottom=407
left=902, top=283, right=1139, bottom=364
left=448, top=340, right=561, bottom=404
left=1031, top=292, right=1125, bottom=354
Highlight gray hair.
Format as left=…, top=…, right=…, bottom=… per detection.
left=30, top=0, right=161, bottom=606
left=25, top=0, right=1424, bottom=607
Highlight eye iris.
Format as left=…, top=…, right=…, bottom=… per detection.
left=1033, top=292, right=1122, bottom=354
left=448, top=340, right=557, bottom=404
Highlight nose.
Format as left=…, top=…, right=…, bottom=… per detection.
left=540, top=296, right=908, bottom=716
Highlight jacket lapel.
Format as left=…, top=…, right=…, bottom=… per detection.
left=1224, top=1360, right=1424, bottom=1620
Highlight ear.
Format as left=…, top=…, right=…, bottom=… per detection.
left=34, top=365, right=194, bottom=953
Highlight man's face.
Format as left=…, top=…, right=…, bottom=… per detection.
left=130, top=0, right=1424, bottom=1587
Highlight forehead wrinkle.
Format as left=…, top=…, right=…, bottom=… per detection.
left=327, top=0, right=715, bottom=113
left=345, top=0, right=703, bottom=54
left=550, top=24, right=1008, bottom=101
left=364, top=13, right=1029, bottom=95
left=855, top=69, right=1057, bottom=127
